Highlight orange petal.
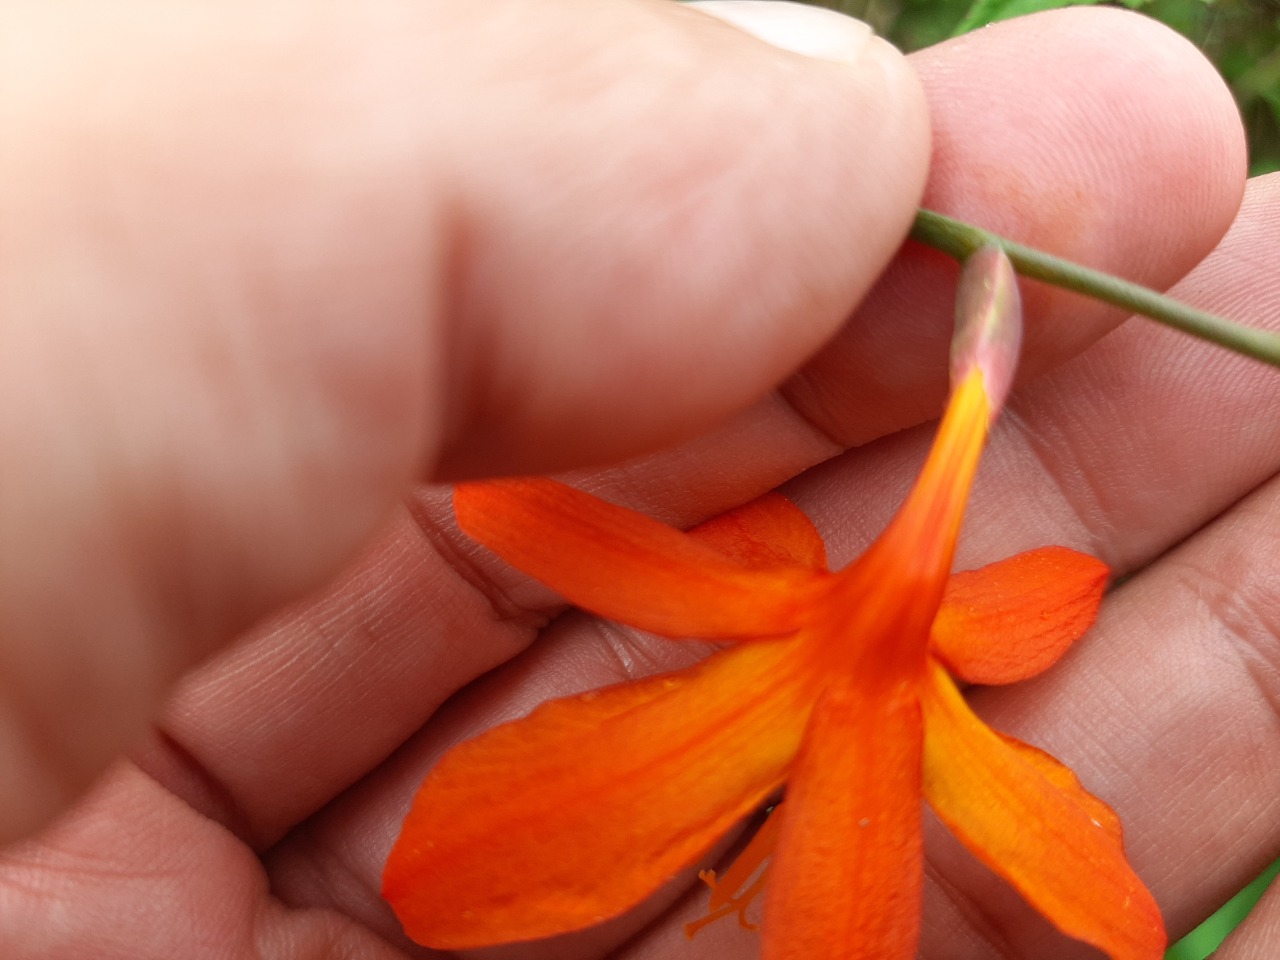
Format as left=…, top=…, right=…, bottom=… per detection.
left=820, top=370, right=991, bottom=675
left=993, top=732, right=1123, bottom=843
left=455, top=479, right=818, bottom=639
left=868, top=241, right=1021, bottom=595
left=931, top=547, right=1108, bottom=685
left=761, top=681, right=925, bottom=960
left=817, top=252, right=1021, bottom=673
left=383, top=639, right=813, bottom=949
left=690, top=493, right=827, bottom=571
left=861, top=243, right=1020, bottom=596
left=921, top=664, right=1165, bottom=960
left=875, top=370, right=990, bottom=587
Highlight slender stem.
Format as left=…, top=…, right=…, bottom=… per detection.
left=910, top=208, right=1280, bottom=368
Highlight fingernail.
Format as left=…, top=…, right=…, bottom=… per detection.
left=686, top=0, right=874, bottom=64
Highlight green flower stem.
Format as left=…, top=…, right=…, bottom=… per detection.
left=911, top=208, right=1280, bottom=368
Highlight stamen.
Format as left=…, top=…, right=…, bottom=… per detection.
left=683, top=807, right=783, bottom=938
left=684, top=873, right=768, bottom=937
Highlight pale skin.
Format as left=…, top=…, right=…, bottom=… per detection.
left=0, top=2, right=1277, bottom=958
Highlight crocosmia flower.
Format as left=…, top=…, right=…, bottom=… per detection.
left=383, top=248, right=1165, bottom=960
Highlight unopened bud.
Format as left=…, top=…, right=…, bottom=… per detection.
left=950, top=245, right=1022, bottom=415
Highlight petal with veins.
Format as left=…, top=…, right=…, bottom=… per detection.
left=384, top=638, right=813, bottom=948
left=762, top=680, right=925, bottom=960
left=691, top=493, right=827, bottom=571
left=455, top=479, right=819, bottom=639
left=921, top=664, right=1165, bottom=960
left=931, top=546, right=1108, bottom=685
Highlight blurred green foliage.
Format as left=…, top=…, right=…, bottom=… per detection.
left=802, top=0, right=1280, bottom=174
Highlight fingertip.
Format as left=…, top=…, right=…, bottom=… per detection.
left=920, top=6, right=1246, bottom=265
left=434, top=0, right=930, bottom=477
left=782, top=5, right=1248, bottom=448
left=0, top=0, right=932, bottom=843
left=920, top=6, right=1247, bottom=387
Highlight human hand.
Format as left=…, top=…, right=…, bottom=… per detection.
left=0, top=0, right=928, bottom=845
left=0, top=2, right=1261, bottom=958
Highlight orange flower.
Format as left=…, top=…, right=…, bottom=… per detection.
left=383, top=249, right=1165, bottom=960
